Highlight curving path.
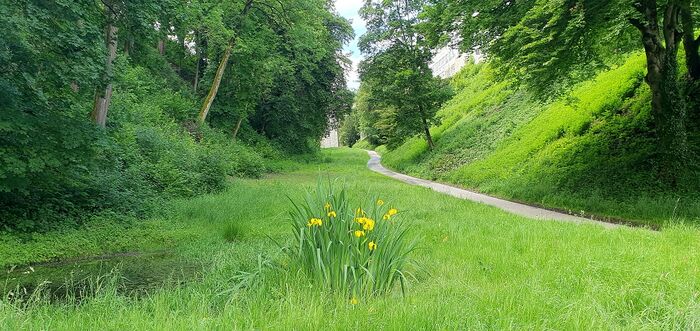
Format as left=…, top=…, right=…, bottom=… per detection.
left=366, top=151, right=619, bottom=229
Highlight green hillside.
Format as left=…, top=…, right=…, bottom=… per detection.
left=378, top=53, right=700, bottom=226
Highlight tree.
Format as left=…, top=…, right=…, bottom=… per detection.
left=352, top=84, right=390, bottom=146
left=340, top=112, right=361, bottom=147
left=359, top=0, right=453, bottom=150
left=248, top=0, right=354, bottom=152
left=92, top=0, right=166, bottom=127
left=197, top=0, right=254, bottom=124
left=91, top=0, right=119, bottom=127
left=423, top=0, right=700, bottom=179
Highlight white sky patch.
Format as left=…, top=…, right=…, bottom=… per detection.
left=335, top=0, right=365, bottom=90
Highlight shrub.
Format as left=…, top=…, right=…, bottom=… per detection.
left=288, top=181, right=416, bottom=301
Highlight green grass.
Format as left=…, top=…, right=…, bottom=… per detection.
left=2, top=148, right=700, bottom=329
left=381, top=53, right=700, bottom=226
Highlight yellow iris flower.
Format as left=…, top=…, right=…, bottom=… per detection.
left=362, top=218, right=375, bottom=231
left=368, top=241, right=377, bottom=251
left=354, top=230, right=366, bottom=238
left=350, top=297, right=358, bottom=305
left=383, top=208, right=399, bottom=220
left=307, top=218, right=323, bottom=227
left=376, top=199, right=384, bottom=206
left=324, top=202, right=331, bottom=211
left=328, top=210, right=337, bottom=218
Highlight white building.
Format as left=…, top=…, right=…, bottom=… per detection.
left=321, top=128, right=339, bottom=148
left=430, top=47, right=484, bottom=79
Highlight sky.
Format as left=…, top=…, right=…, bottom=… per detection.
left=334, top=0, right=366, bottom=90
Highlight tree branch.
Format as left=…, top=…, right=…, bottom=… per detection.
left=100, top=0, right=117, bottom=17
left=628, top=17, right=646, bottom=31
left=662, top=3, right=682, bottom=48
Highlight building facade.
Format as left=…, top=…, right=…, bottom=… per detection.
left=321, top=128, right=339, bottom=148
left=430, top=47, right=484, bottom=79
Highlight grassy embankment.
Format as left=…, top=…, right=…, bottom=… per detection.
left=374, top=53, right=700, bottom=227
left=2, top=148, right=700, bottom=329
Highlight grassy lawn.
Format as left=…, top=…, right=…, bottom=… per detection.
left=2, top=148, right=700, bottom=329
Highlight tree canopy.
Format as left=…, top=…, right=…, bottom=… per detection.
left=0, top=0, right=353, bottom=230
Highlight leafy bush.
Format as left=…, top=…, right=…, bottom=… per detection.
left=288, top=181, right=416, bottom=301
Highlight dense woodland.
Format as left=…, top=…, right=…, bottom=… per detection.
left=0, top=0, right=353, bottom=231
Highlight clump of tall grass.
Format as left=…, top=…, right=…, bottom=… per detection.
left=288, top=180, right=416, bottom=302
left=223, top=223, right=243, bottom=242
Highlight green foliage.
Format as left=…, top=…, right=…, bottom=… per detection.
left=0, top=0, right=355, bottom=231
left=353, top=85, right=389, bottom=147
left=421, top=0, right=639, bottom=97
left=191, top=0, right=355, bottom=154
left=421, top=0, right=700, bottom=178
left=0, top=55, right=273, bottom=231
left=288, top=180, right=415, bottom=298
left=339, top=113, right=361, bottom=147
left=383, top=54, right=700, bottom=225
left=359, top=0, right=454, bottom=149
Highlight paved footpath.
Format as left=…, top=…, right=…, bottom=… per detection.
left=366, top=151, right=620, bottom=229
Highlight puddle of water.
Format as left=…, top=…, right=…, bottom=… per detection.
left=1, top=252, right=202, bottom=302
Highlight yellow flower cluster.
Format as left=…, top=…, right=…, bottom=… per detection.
left=346, top=201, right=398, bottom=252
left=328, top=210, right=337, bottom=218
left=307, top=218, right=323, bottom=227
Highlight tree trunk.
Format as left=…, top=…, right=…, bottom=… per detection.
left=198, top=43, right=233, bottom=123
left=232, top=116, right=244, bottom=141
left=92, top=5, right=118, bottom=128
left=681, top=3, right=700, bottom=80
left=418, top=106, right=434, bottom=150
left=194, top=56, right=201, bottom=93
left=632, top=2, right=688, bottom=182
left=646, top=51, right=687, bottom=174
left=193, top=31, right=201, bottom=93
left=158, top=39, right=165, bottom=55
left=123, top=34, right=134, bottom=57
left=196, top=0, right=254, bottom=124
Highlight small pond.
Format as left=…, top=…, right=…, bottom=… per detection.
left=1, top=252, right=202, bottom=302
